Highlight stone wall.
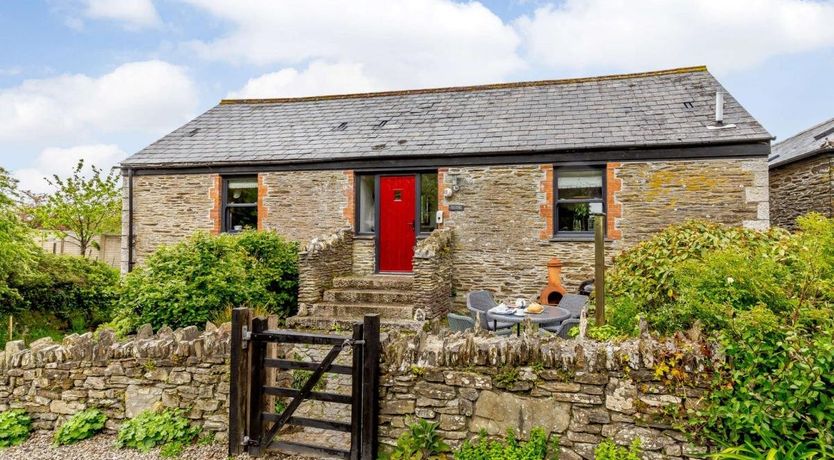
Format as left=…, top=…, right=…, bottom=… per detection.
left=413, top=228, right=454, bottom=320
left=123, top=174, right=218, bottom=271
left=298, top=228, right=354, bottom=307
left=769, top=153, right=833, bottom=230
left=1, top=322, right=719, bottom=458
left=353, top=237, right=376, bottom=276
left=441, top=158, right=768, bottom=304
left=378, top=330, right=714, bottom=459
left=259, top=171, right=353, bottom=241
left=0, top=324, right=231, bottom=440
left=123, top=170, right=354, bottom=272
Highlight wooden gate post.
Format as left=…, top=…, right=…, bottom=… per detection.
left=350, top=322, right=364, bottom=460
left=247, top=317, right=269, bottom=457
left=360, top=314, right=380, bottom=460
left=229, top=307, right=252, bottom=456
left=594, top=213, right=606, bottom=326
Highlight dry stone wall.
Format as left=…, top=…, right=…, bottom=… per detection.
left=0, top=324, right=231, bottom=440
left=298, top=228, right=354, bottom=307
left=413, top=228, right=454, bottom=320
left=769, top=153, right=833, bottom=230
left=1, top=323, right=718, bottom=458
left=379, top=330, right=715, bottom=459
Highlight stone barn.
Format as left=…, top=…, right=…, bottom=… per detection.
left=769, top=117, right=834, bottom=230
left=120, top=66, right=771, bottom=326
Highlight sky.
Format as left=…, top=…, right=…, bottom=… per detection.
left=1, top=0, right=833, bottom=193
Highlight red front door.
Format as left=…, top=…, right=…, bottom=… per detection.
left=378, top=175, right=416, bottom=272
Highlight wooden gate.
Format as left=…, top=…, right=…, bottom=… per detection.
left=229, top=308, right=380, bottom=459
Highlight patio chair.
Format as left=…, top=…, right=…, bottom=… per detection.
left=466, top=290, right=514, bottom=333
left=447, top=312, right=475, bottom=332
left=543, top=294, right=589, bottom=337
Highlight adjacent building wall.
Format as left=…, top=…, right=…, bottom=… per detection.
left=769, top=154, right=833, bottom=230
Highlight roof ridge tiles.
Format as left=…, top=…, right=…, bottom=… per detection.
left=219, top=66, right=709, bottom=106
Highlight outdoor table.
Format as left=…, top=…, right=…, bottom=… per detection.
left=486, top=306, right=571, bottom=336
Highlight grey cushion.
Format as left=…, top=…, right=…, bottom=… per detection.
left=543, top=318, right=580, bottom=338
left=558, top=294, right=589, bottom=318
left=447, top=313, right=475, bottom=332
left=466, top=290, right=513, bottom=331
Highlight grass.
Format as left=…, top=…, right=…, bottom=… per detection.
left=0, top=312, right=91, bottom=348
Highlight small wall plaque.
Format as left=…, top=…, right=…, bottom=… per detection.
left=448, top=204, right=465, bottom=212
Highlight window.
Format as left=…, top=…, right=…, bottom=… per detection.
left=357, top=175, right=376, bottom=234
left=419, top=173, right=438, bottom=233
left=355, top=172, right=438, bottom=235
left=554, top=168, right=605, bottom=235
left=223, top=176, right=258, bottom=233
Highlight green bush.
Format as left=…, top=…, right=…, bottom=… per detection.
left=8, top=253, right=119, bottom=328
left=594, top=439, right=641, bottom=460
left=53, top=408, right=106, bottom=446
left=693, top=313, right=834, bottom=451
left=386, top=419, right=451, bottom=460
left=0, top=409, right=31, bottom=448
left=116, top=231, right=298, bottom=331
left=604, top=218, right=815, bottom=335
left=455, top=428, right=552, bottom=460
left=710, top=441, right=831, bottom=459
left=116, top=408, right=200, bottom=453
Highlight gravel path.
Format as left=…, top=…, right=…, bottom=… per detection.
left=1, top=433, right=316, bottom=460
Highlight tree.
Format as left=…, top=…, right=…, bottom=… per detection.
left=0, top=168, right=38, bottom=303
left=36, top=160, right=121, bottom=256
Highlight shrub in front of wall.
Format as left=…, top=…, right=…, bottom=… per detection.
left=604, top=220, right=790, bottom=335
left=0, top=409, right=32, bottom=448
left=53, top=408, right=107, bottom=446
left=117, top=231, right=298, bottom=331
left=7, top=253, right=119, bottom=330
left=116, top=408, right=200, bottom=453
left=386, top=419, right=451, bottom=460
left=594, top=439, right=641, bottom=460
left=694, top=310, right=834, bottom=453
left=455, top=428, right=553, bottom=460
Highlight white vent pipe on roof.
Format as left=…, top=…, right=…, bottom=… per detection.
left=715, top=91, right=724, bottom=125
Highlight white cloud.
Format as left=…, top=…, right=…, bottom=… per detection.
left=0, top=60, right=199, bottom=148
left=13, top=145, right=127, bottom=194
left=515, top=0, right=834, bottom=74
left=183, top=0, right=523, bottom=89
left=227, top=61, right=379, bottom=99
left=83, top=0, right=161, bottom=29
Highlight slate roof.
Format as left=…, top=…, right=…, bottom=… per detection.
left=769, top=117, right=834, bottom=168
left=123, top=66, right=771, bottom=168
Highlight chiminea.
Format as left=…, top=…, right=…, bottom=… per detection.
left=539, top=257, right=567, bottom=305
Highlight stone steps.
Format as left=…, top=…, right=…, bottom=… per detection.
left=333, top=275, right=413, bottom=290
left=290, top=274, right=420, bottom=331
left=286, top=315, right=423, bottom=332
left=309, top=302, right=415, bottom=320
left=322, top=288, right=414, bottom=305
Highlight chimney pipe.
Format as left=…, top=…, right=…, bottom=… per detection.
left=715, top=92, right=724, bottom=126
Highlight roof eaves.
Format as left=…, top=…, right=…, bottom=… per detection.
left=769, top=146, right=834, bottom=169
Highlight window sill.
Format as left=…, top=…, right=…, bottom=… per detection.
left=354, top=233, right=375, bottom=240
left=549, top=235, right=613, bottom=243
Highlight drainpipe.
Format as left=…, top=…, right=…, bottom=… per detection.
left=127, top=168, right=135, bottom=272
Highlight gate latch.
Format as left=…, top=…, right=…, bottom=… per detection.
left=241, top=436, right=260, bottom=447
left=241, top=326, right=251, bottom=349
